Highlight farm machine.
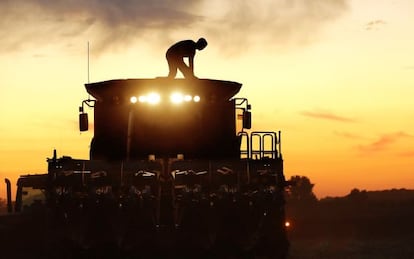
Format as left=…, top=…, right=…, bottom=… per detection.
left=3, top=77, right=289, bottom=258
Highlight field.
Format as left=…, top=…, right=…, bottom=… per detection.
left=286, top=191, right=414, bottom=259
left=289, top=236, right=414, bottom=259
left=2, top=189, right=414, bottom=258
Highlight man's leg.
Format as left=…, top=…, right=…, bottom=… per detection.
left=167, top=58, right=178, bottom=79
left=177, top=61, right=194, bottom=78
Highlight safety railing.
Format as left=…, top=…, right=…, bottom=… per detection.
left=239, top=131, right=282, bottom=160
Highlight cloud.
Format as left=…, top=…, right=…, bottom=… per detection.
left=334, top=131, right=364, bottom=139
left=204, top=0, right=350, bottom=55
left=365, top=19, right=386, bottom=30
left=300, top=110, right=355, bottom=122
left=357, top=131, right=413, bottom=153
left=0, top=0, right=350, bottom=55
left=0, top=0, right=204, bottom=53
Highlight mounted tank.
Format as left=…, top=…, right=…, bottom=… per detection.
left=80, top=78, right=246, bottom=161
left=73, top=77, right=288, bottom=257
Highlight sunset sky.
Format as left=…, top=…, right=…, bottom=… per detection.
left=1, top=0, right=413, bottom=199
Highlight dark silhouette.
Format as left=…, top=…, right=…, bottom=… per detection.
left=0, top=51, right=290, bottom=258
left=287, top=188, right=414, bottom=258
left=285, top=175, right=317, bottom=204
left=166, top=38, right=207, bottom=79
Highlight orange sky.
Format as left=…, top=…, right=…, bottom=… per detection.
left=1, top=0, right=413, bottom=199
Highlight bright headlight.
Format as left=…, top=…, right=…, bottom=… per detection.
left=130, top=96, right=138, bottom=104
left=136, top=93, right=160, bottom=104
left=138, top=96, right=146, bottom=103
left=184, top=95, right=192, bottom=102
left=135, top=92, right=199, bottom=105
left=170, top=92, right=184, bottom=104
left=147, top=93, right=160, bottom=104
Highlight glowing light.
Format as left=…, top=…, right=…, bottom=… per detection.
left=184, top=95, right=192, bottom=102
left=147, top=93, right=160, bottom=104
left=130, top=96, right=137, bottom=104
left=138, top=96, right=146, bottom=102
left=170, top=92, right=184, bottom=104
left=193, top=95, right=200, bottom=102
left=285, top=221, right=291, bottom=228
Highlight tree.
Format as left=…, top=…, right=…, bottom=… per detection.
left=347, top=188, right=368, bottom=203
left=285, top=175, right=318, bottom=205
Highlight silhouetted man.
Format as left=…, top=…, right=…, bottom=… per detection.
left=166, top=38, right=207, bottom=79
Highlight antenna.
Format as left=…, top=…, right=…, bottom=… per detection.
left=87, top=41, right=90, bottom=83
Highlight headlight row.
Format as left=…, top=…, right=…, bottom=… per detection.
left=130, top=92, right=200, bottom=105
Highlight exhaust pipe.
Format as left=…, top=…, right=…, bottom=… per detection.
left=4, top=178, right=12, bottom=213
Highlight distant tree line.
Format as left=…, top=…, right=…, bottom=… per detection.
left=285, top=175, right=414, bottom=205
left=285, top=175, right=317, bottom=205
left=285, top=175, right=414, bottom=239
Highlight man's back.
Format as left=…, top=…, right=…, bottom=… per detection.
left=166, top=40, right=197, bottom=58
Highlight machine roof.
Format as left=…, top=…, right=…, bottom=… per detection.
left=85, top=78, right=242, bottom=102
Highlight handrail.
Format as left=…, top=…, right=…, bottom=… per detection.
left=249, top=131, right=281, bottom=159
left=238, top=131, right=250, bottom=159
left=262, top=132, right=277, bottom=159
left=250, top=133, right=262, bottom=159
left=4, top=178, right=12, bottom=213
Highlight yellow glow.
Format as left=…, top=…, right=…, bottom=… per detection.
left=130, top=96, right=137, bottom=104
left=170, top=92, right=184, bottom=104
left=133, top=93, right=161, bottom=104
left=2, top=1, right=414, bottom=201
left=184, top=95, right=192, bottom=102
left=138, top=96, right=146, bottom=102
left=147, top=93, right=161, bottom=105
left=285, top=221, right=291, bottom=228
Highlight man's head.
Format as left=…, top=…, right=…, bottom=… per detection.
left=196, top=38, right=208, bottom=50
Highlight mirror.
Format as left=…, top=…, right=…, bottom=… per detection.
left=243, top=110, right=251, bottom=129
left=79, top=113, right=89, bottom=131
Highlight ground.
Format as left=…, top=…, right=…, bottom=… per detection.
left=286, top=192, right=414, bottom=259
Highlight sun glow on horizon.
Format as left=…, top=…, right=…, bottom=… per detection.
left=1, top=0, right=414, bottom=200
